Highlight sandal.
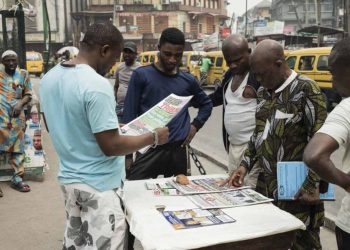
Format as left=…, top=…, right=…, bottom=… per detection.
left=11, top=181, right=31, bottom=192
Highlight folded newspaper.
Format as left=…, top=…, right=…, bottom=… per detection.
left=188, top=189, right=273, bottom=209
left=169, top=177, right=248, bottom=195
left=277, top=161, right=335, bottom=200
left=121, top=94, right=193, bottom=153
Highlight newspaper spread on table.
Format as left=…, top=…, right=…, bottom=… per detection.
left=168, top=177, right=248, bottom=195
left=160, top=208, right=236, bottom=230
left=121, top=94, right=193, bottom=153
left=188, top=189, right=273, bottom=209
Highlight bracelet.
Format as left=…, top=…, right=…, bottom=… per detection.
left=151, top=130, right=159, bottom=148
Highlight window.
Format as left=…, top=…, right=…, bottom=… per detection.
left=142, top=55, right=149, bottom=63
left=286, top=56, right=296, bottom=69
left=317, top=55, right=329, bottom=71
left=298, top=56, right=315, bottom=71
left=216, top=57, right=223, bottom=67
left=150, top=55, right=155, bottom=63
left=198, top=23, right=203, bottom=33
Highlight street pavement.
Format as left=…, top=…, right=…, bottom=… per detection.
left=0, top=78, right=339, bottom=249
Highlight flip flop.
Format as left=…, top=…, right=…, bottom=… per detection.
left=11, top=181, right=31, bottom=192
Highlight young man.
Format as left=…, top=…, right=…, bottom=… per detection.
left=123, top=27, right=212, bottom=180
left=304, top=38, right=350, bottom=250
left=209, top=35, right=260, bottom=188
left=40, top=23, right=169, bottom=250
left=227, top=40, right=327, bottom=250
left=0, top=50, right=32, bottom=194
left=114, top=41, right=142, bottom=122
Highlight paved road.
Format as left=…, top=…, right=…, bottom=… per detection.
left=0, top=77, right=338, bottom=249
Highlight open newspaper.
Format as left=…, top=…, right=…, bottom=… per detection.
left=159, top=208, right=236, bottom=230
left=169, top=177, right=248, bottom=195
left=188, top=189, right=273, bottom=209
left=277, top=161, right=335, bottom=200
left=121, top=94, right=193, bottom=153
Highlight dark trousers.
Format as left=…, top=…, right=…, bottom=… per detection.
left=126, top=141, right=188, bottom=249
left=127, top=140, right=187, bottom=180
left=335, top=226, right=350, bottom=250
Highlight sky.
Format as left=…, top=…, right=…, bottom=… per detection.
left=227, top=0, right=267, bottom=17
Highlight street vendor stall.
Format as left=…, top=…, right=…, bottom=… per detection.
left=123, top=174, right=305, bottom=250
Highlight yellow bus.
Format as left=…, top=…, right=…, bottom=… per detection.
left=286, top=47, right=341, bottom=110
left=26, top=51, right=43, bottom=77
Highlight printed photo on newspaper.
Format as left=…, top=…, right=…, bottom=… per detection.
left=188, top=189, right=273, bottom=209
left=121, top=94, right=193, bottom=153
left=159, top=208, right=236, bottom=230
left=169, top=177, right=249, bottom=195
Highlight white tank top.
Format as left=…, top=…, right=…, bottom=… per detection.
left=224, top=73, right=257, bottom=145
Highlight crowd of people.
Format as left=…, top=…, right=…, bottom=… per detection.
left=1, top=21, right=349, bottom=250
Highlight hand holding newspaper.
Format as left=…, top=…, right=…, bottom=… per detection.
left=121, top=94, right=193, bottom=153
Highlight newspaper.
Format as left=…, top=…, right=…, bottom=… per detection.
left=159, top=207, right=236, bottom=230
left=121, top=94, right=193, bottom=153
left=277, top=161, right=335, bottom=200
left=169, top=177, right=248, bottom=195
left=145, top=181, right=181, bottom=196
left=188, top=189, right=273, bottom=209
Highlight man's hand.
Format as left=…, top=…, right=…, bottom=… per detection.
left=154, top=127, right=169, bottom=146
left=225, top=166, right=248, bottom=187
left=12, top=101, right=23, bottom=117
left=182, top=125, right=197, bottom=146
left=294, top=188, right=321, bottom=205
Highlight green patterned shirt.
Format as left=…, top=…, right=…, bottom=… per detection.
left=242, top=71, right=327, bottom=199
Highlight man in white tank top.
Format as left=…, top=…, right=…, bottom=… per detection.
left=209, top=35, right=260, bottom=188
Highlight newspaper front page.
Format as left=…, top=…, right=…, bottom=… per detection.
left=121, top=94, right=193, bottom=153
left=169, top=177, right=248, bottom=195
left=188, top=189, right=273, bottom=209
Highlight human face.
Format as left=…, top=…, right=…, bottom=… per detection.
left=97, top=44, right=122, bottom=76
left=223, top=48, right=250, bottom=75
left=329, top=61, right=350, bottom=97
left=123, top=48, right=137, bottom=66
left=2, top=55, right=18, bottom=74
left=158, top=42, right=184, bottom=74
left=250, top=56, right=282, bottom=90
left=33, top=136, right=42, bottom=150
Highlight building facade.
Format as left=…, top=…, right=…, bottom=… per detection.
left=71, top=0, right=228, bottom=51
left=271, top=0, right=341, bottom=35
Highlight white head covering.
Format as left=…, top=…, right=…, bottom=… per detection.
left=2, top=50, right=18, bottom=59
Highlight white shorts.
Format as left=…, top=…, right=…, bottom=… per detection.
left=61, top=183, right=127, bottom=250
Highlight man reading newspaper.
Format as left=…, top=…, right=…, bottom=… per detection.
left=123, top=27, right=212, bottom=180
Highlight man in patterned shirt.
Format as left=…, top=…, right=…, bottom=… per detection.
left=227, top=40, right=327, bottom=249
left=0, top=50, right=32, bottom=194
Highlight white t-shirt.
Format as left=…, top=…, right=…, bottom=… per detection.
left=317, top=97, right=350, bottom=234
left=224, top=73, right=257, bottom=145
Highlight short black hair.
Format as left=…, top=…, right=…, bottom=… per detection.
left=330, top=38, right=350, bottom=67
left=81, top=22, right=123, bottom=49
left=159, top=27, right=185, bottom=47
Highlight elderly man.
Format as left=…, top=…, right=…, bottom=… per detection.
left=227, top=40, right=327, bottom=249
left=304, top=38, right=350, bottom=250
left=209, top=35, right=260, bottom=188
left=40, top=23, right=168, bottom=249
left=0, top=50, right=32, bottom=194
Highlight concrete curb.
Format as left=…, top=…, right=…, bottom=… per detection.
left=192, top=146, right=336, bottom=232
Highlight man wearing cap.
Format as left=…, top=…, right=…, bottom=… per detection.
left=114, top=41, right=141, bottom=122
left=0, top=50, right=32, bottom=194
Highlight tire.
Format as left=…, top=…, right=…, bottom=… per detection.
left=214, top=79, right=221, bottom=90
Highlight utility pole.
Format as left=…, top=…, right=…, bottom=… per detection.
left=315, top=0, right=321, bottom=46
left=245, top=0, right=248, bottom=38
